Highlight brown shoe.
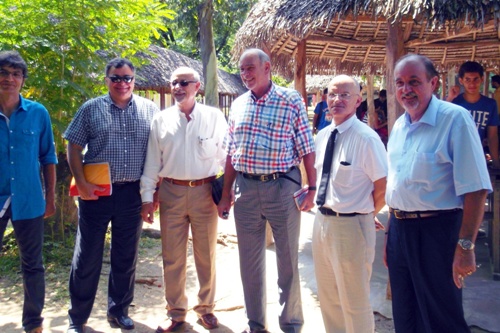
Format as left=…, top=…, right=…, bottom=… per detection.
left=27, top=328, right=43, bottom=333
left=198, top=313, right=219, bottom=329
left=156, top=319, right=186, bottom=333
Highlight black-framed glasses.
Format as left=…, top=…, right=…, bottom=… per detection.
left=0, top=69, right=24, bottom=79
left=171, top=80, right=197, bottom=87
left=107, top=75, right=134, bottom=83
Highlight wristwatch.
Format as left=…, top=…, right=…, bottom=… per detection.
left=458, top=238, right=475, bottom=251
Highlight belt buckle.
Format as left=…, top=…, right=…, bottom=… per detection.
left=394, top=210, right=404, bottom=219
left=188, top=180, right=195, bottom=187
left=259, top=175, right=267, bottom=182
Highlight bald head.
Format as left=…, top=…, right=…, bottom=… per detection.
left=327, top=75, right=363, bottom=125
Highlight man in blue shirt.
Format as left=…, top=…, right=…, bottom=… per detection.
left=448, top=61, right=500, bottom=168
left=386, top=54, right=491, bottom=333
left=0, top=51, right=58, bottom=333
left=312, top=88, right=331, bottom=134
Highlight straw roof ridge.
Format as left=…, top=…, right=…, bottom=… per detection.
left=135, top=45, right=246, bottom=96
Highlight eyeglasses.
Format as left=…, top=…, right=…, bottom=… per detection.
left=171, top=80, right=197, bottom=87
left=0, top=69, right=24, bottom=79
left=327, top=92, right=355, bottom=100
left=107, top=75, right=134, bottom=83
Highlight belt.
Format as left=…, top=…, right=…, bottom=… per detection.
left=318, top=207, right=365, bottom=217
left=163, top=176, right=216, bottom=187
left=390, top=208, right=461, bottom=220
left=240, top=166, right=296, bottom=182
left=113, top=180, right=139, bottom=186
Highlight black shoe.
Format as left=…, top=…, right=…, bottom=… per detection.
left=66, top=324, right=85, bottom=333
left=107, top=314, right=135, bottom=330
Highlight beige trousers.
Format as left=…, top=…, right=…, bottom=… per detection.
left=158, top=181, right=218, bottom=321
left=312, top=212, right=376, bottom=333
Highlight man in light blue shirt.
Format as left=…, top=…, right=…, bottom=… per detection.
left=0, top=51, right=57, bottom=333
left=385, top=54, right=491, bottom=333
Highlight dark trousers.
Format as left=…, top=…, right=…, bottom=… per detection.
left=0, top=206, right=45, bottom=332
left=386, top=210, right=470, bottom=333
left=68, top=181, right=143, bottom=325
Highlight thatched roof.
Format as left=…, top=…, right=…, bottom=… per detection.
left=234, top=0, right=500, bottom=78
left=135, top=45, right=246, bottom=96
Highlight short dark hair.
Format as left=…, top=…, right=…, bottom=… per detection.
left=458, top=61, right=483, bottom=78
left=395, top=54, right=438, bottom=81
left=323, top=88, right=328, bottom=95
left=105, top=58, right=134, bottom=76
left=379, top=89, right=387, bottom=97
left=0, top=50, right=28, bottom=78
left=492, top=75, right=500, bottom=84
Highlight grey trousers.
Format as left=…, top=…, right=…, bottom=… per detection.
left=234, top=167, right=303, bottom=333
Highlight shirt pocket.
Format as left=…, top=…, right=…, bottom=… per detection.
left=409, top=152, right=436, bottom=182
left=196, top=137, right=218, bottom=160
left=333, top=163, right=354, bottom=187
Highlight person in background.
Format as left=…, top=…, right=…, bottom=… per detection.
left=0, top=50, right=57, bottom=333
left=447, top=61, right=500, bottom=168
left=64, top=58, right=159, bottom=333
left=491, top=74, right=500, bottom=116
left=140, top=66, right=227, bottom=332
left=313, top=75, right=387, bottom=332
left=217, top=48, right=316, bottom=333
left=386, top=54, right=491, bottom=333
left=312, top=88, right=330, bottom=134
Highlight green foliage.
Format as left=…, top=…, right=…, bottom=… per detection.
left=0, top=0, right=174, bottom=152
left=158, top=0, right=257, bottom=71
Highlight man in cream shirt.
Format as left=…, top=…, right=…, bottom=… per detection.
left=313, top=75, right=387, bottom=333
left=140, top=67, right=227, bottom=333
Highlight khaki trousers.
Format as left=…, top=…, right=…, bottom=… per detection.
left=158, top=181, right=218, bottom=321
left=312, top=212, right=376, bottom=333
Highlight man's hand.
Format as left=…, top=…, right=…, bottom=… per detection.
left=77, top=182, right=105, bottom=200
left=374, top=216, right=385, bottom=231
left=44, top=198, right=56, bottom=218
left=452, top=246, right=477, bottom=289
left=217, top=193, right=232, bottom=219
left=299, top=190, right=315, bottom=211
left=446, top=85, right=460, bottom=102
left=141, top=203, right=155, bottom=224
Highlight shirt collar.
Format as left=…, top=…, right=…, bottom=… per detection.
left=176, top=102, right=199, bottom=120
left=332, top=113, right=356, bottom=134
left=105, top=93, right=134, bottom=108
left=250, top=82, right=275, bottom=102
left=404, top=95, right=438, bottom=127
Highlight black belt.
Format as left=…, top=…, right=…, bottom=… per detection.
left=390, top=208, right=461, bottom=220
left=240, top=166, right=296, bottom=182
left=113, top=180, right=139, bottom=186
left=318, top=207, right=365, bottom=217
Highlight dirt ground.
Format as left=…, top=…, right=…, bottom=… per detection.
left=0, top=217, right=489, bottom=333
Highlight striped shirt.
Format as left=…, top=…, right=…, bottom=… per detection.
left=224, top=83, right=314, bottom=174
left=64, top=94, right=159, bottom=183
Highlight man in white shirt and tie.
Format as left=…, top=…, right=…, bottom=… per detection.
left=140, top=66, right=227, bottom=333
left=313, top=75, right=387, bottom=333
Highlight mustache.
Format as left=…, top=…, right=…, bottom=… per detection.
left=401, top=92, right=417, bottom=99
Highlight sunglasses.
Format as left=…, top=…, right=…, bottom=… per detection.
left=108, top=75, right=134, bottom=83
left=171, top=80, right=197, bottom=87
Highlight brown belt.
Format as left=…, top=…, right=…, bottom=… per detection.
left=163, top=176, right=216, bottom=187
left=390, top=208, right=461, bottom=220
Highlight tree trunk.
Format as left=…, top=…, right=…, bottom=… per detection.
left=44, top=152, right=78, bottom=241
left=198, top=0, right=219, bottom=107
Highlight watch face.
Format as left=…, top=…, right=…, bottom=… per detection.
left=459, top=239, right=474, bottom=250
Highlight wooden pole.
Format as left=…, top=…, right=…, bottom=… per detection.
left=386, top=20, right=405, bottom=134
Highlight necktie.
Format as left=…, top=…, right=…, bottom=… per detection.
left=316, top=128, right=338, bottom=207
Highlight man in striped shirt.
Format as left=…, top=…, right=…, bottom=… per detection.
left=218, top=48, right=316, bottom=333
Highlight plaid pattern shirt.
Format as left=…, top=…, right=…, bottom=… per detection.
left=64, top=94, right=159, bottom=183
left=224, top=83, right=314, bottom=174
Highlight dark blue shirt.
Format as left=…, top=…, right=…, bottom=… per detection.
left=314, top=100, right=331, bottom=131
left=0, top=96, right=58, bottom=221
left=452, top=94, right=500, bottom=141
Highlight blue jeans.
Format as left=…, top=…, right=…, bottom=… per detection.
left=68, top=181, right=143, bottom=325
left=0, top=206, right=45, bottom=332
